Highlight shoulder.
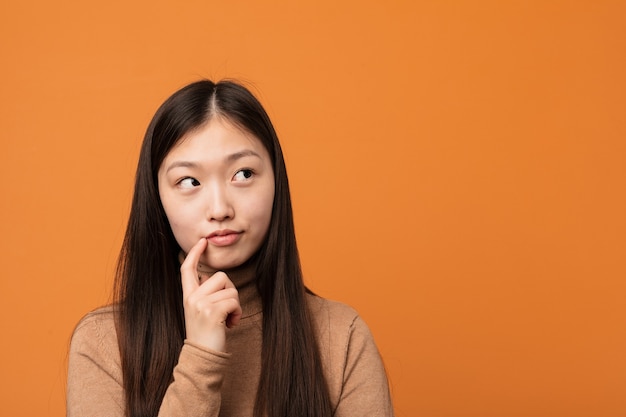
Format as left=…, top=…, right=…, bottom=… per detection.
left=306, top=293, right=360, bottom=329
left=305, top=293, right=391, bottom=412
left=305, top=293, right=376, bottom=352
left=69, top=305, right=120, bottom=368
left=307, top=293, right=382, bottom=363
left=67, top=306, right=125, bottom=412
left=72, top=305, right=117, bottom=340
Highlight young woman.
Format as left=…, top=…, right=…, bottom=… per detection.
left=67, top=80, right=394, bottom=417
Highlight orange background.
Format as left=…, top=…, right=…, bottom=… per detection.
left=1, top=1, right=625, bottom=416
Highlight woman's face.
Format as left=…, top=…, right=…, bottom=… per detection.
left=158, top=117, right=275, bottom=272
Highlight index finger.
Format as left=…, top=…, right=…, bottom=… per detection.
left=180, top=238, right=208, bottom=299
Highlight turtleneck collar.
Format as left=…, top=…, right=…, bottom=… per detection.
left=178, top=251, right=262, bottom=318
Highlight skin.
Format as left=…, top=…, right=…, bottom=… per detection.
left=180, top=238, right=241, bottom=352
left=157, top=117, right=275, bottom=352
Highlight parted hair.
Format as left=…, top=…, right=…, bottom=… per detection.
left=114, top=80, right=332, bottom=417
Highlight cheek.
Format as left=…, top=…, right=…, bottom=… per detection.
left=161, top=201, right=198, bottom=247
left=240, top=185, right=274, bottom=235
left=255, top=188, right=275, bottom=233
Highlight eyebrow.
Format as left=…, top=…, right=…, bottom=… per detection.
left=226, top=149, right=262, bottom=162
left=165, top=150, right=263, bottom=173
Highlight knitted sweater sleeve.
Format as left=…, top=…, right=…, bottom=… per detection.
left=333, top=315, right=395, bottom=417
left=309, top=297, right=394, bottom=417
left=66, top=308, right=229, bottom=417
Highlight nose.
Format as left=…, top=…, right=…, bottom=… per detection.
left=204, top=182, right=234, bottom=221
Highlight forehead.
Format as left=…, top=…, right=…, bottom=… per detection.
left=163, top=117, right=270, bottom=165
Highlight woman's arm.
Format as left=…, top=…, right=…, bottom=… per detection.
left=67, top=309, right=230, bottom=417
left=67, top=309, right=125, bottom=417
left=335, top=316, right=394, bottom=417
left=333, top=315, right=395, bottom=416
left=310, top=297, right=395, bottom=417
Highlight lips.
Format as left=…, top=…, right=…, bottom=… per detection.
left=207, top=230, right=242, bottom=247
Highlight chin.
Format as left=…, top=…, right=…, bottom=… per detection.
left=201, top=247, right=260, bottom=272
left=205, top=258, right=246, bottom=272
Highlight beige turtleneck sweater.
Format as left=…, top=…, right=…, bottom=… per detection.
left=66, top=266, right=394, bottom=416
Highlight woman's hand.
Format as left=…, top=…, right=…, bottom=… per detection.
left=180, top=238, right=242, bottom=352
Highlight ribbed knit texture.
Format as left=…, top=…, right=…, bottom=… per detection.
left=67, top=275, right=394, bottom=417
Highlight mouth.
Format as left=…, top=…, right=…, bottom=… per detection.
left=206, top=229, right=243, bottom=247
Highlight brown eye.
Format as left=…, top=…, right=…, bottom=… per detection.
left=179, top=177, right=200, bottom=188
left=233, top=169, right=254, bottom=181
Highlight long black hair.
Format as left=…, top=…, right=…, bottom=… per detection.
left=114, top=80, right=332, bottom=417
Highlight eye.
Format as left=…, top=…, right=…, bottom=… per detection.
left=233, top=169, right=254, bottom=182
left=178, top=177, right=200, bottom=189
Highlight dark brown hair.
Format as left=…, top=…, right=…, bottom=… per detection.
left=114, top=80, right=332, bottom=417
